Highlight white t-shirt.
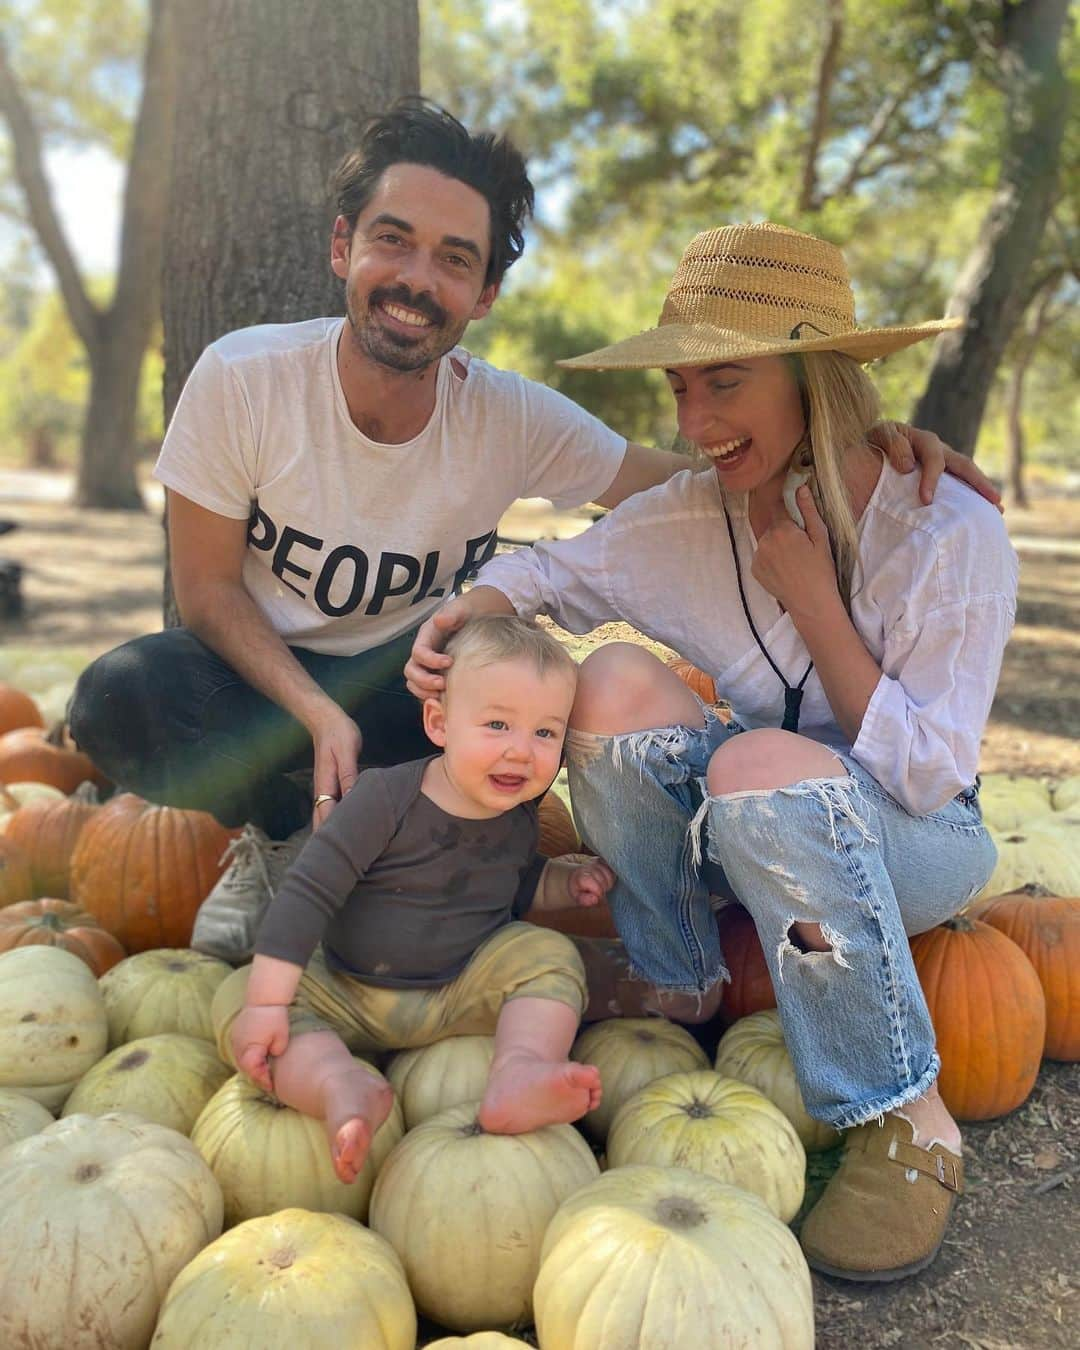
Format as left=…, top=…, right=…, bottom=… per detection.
left=153, top=318, right=625, bottom=655
left=476, top=462, right=1019, bottom=817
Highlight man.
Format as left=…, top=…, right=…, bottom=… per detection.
left=68, top=99, right=990, bottom=961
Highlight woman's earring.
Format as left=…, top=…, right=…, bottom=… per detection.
left=782, top=444, right=815, bottom=528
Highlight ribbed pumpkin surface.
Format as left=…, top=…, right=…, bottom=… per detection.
left=0, top=898, right=126, bottom=976
left=910, top=915, right=1046, bottom=1120
left=534, top=1165, right=814, bottom=1350
left=606, top=1070, right=805, bottom=1222
left=5, top=791, right=100, bottom=898
left=70, top=794, right=234, bottom=950
left=571, top=1016, right=709, bottom=1142
left=973, top=890, right=1079, bottom=1061
left=190, top=1069, right=404, bottom=1228
left=151, top=1209, right=415, bottom=1350
left=369, top=1101, right=600, bottom=1332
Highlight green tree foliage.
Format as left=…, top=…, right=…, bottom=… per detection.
left=0, top=284, right=163, bottom=467
left=423, top=0, right=1076, bottom=467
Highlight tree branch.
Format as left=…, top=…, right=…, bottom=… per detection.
left=830, top=57, right=950, bottom=202
left=0, top=36, right=99, bottom=348
left=798, top=0, right=845, bottom=212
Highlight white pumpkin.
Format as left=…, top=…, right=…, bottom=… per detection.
left=386, top=1035, right=495, bottom=1129
left=0, top=1087, right=55, bottom=1149
left=190, top=1068, right=404, bottom=1227
left=63, top=1033, right=231, bottom=1134
left=151, top=1207, right=415, bottom=1349
left=0, top=1112, right=223, bottom=1350
left=571, top=1016, right=709, bottom=1142
left=977, top=773, right=1054, bottom=831
left=980, top=821, right=1080, bottom=901
left=100, top=947, right=232, bottom=1046
left=534, top=1164, right=814, bottom=1350
left=606, top=1070, right=805, bottom=1223
left=714, top=1009, right=840, bottom=1153
left=0, top=945, right=108, bottom=1108
left=426, top=1337, right=533, bottom=1348
left=369, top=1100, right=600, bottom=1332
left=1052, top=775, right=1080, bottom=813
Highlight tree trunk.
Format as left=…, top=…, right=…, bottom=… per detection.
left=1003, top=272, right=1061, bottom=510
left=910, top=0, right=1070, bottom=457
left=75, top=0, right=177, bottom=510
left=1, top=3, right=177, bottom=512
left=161, top=0, right=420, bottom=624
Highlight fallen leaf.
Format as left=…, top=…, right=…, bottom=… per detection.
left=1033, top=1146, right=1063, bottom=1170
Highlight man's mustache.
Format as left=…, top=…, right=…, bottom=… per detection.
left=368, top=286, right=447, bottom=328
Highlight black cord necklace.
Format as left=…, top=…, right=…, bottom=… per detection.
left=724, top=506, right=813, bottom=733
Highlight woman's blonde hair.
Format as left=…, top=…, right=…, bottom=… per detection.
left=790, top=350, right=881, bottom=609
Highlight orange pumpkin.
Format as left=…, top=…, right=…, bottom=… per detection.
left=0, top=898, right=126, bottom=976
left=4, top=788, right=101, bottom=899
left=538, top=792, right=581, bottom=858
left=972, top=888, right=1079, bottom=1062
left=69, top=794, right=234, bottom=952
left=0, top=836, right=33, bottom=908
left=666, top=657, right=717, bottom=705
left=716, top=904, right=776, bottom=1023
left=0, top=724, right=109, bottom=794
left=0, top=684, right=44, bottom=737
left=910, top=915, right=1046, bottom=1121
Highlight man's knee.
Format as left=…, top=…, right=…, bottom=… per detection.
left=69, top=641, right=152, bottom=750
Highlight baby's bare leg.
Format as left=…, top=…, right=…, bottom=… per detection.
left=270, top=1030, right=394, bottom=1184
left=477, top=996, right=601, bottom=1134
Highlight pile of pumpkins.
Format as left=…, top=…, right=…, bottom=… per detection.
left=1, top=663, right=1078, bottom=1348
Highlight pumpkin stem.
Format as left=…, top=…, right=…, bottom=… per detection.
left=655, top=1196, right=707, bottom=1230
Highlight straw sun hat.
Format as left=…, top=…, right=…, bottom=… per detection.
left=557, top=222, right=960, bottom=371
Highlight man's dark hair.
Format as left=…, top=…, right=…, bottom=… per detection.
left=332, top=98, right=535, bottom=288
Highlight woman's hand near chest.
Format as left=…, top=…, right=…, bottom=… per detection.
left=753, top=487, right=881, bottom=744
left=752, top=487, right=844, bottom=626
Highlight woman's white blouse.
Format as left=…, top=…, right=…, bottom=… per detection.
left=476, top=463, right=1018, bottom=816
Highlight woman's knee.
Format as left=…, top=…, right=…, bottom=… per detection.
left=706, top=728, right=844, bottom=796
left=571, top=643, right=703, bottom=736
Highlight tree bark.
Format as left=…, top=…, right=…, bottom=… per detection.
left=0, top=2, right=177, bottom=511
left=798, top=0, right=845, bottom=213
left=910, top=0, right=1070, bottom=458
left=75, top=0, right=178, bottom=510
left=1003, top=270, right=1062, bottom=509
left=161, top=0, right=420, bottom=624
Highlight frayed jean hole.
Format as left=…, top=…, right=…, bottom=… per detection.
left=776, top=920, right=854, bottom=979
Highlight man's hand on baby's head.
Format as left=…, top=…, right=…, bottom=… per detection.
left=404, top=599, right=472, bottom=698
left=568, top=858, right=617, bottom=907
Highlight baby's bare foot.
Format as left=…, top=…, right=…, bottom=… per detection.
left=477, top=1056, right=601, bottom=1135
left=322, top=1068, right=395, bottom=1184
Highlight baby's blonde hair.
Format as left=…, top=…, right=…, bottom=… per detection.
left=444, top=614, right=578, bottom=689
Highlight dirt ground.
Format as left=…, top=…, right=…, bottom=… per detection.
left=1, top=468, right=1077, bottom=1348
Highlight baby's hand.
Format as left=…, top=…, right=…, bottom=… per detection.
left=231, top=1004, right=290, bottom=1096
left=567, top=858, right=616, bottom=908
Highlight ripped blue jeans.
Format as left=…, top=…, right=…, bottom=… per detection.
left=564, top=708, right=997, bottom=1129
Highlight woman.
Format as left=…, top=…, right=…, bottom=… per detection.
left=407, top=223, right=1018, bottom=1281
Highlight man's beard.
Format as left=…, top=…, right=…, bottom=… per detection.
left=346, top=283, right=466, bottom=373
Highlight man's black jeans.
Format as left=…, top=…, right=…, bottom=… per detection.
left=68, top=626, right=431, bottom=839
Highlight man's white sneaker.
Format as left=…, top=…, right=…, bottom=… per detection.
left=190, top=823, right=309, bottom=965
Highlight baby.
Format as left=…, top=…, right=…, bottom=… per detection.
left=226, top=615, right=612, bottom=1182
